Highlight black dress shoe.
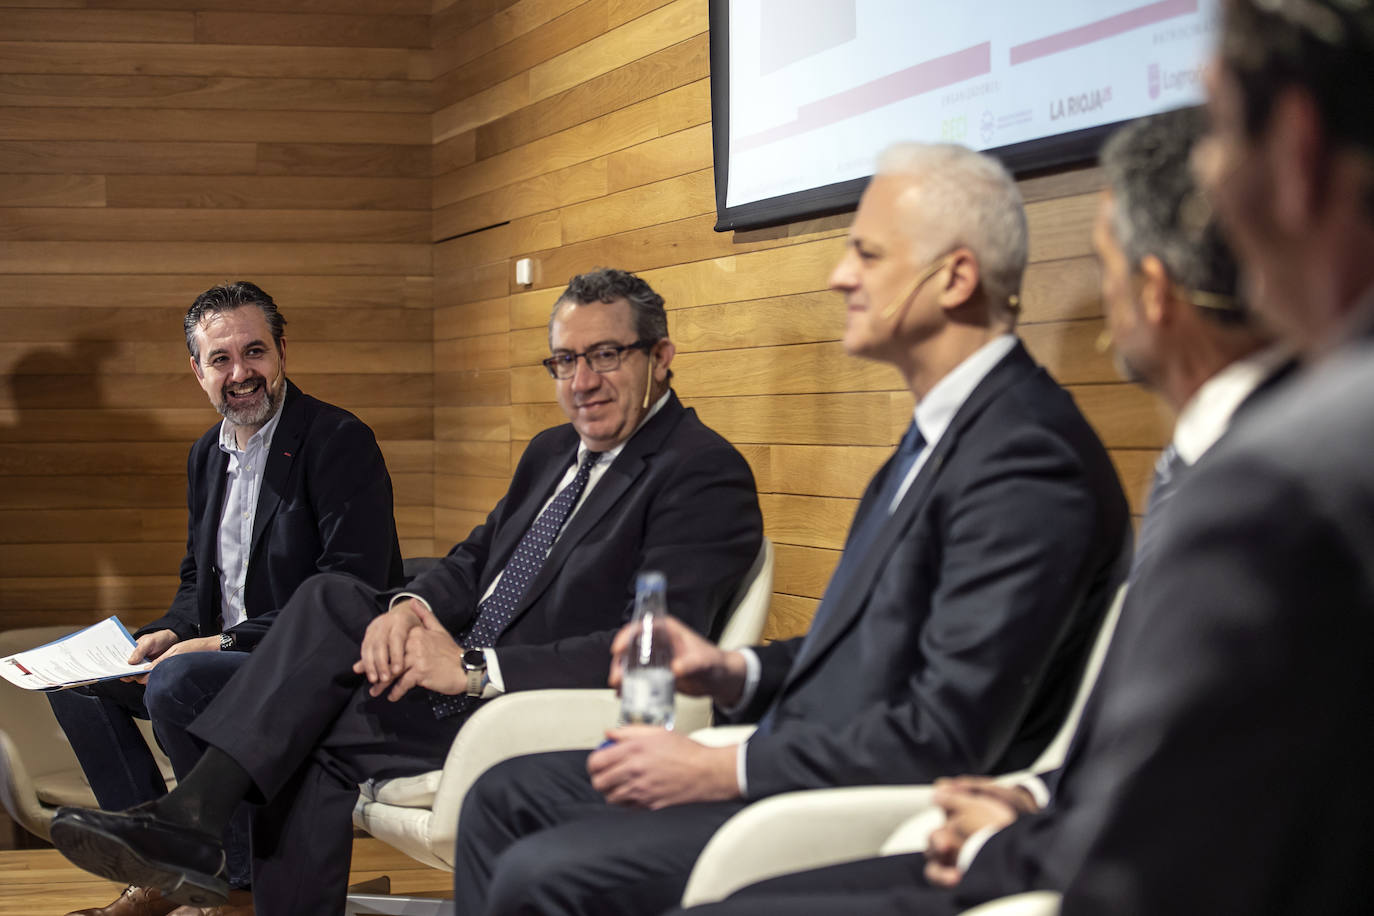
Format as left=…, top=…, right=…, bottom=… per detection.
left=50, top=805, right=228, bottom=908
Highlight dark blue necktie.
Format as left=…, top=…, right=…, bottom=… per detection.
left=1129, top=444, right=1184, bottom=578
left=1057, top=444, right=1187, bottom=775
left=429, top=449, right=602, bottom=720
left=754, top=422, right=926, bottom=737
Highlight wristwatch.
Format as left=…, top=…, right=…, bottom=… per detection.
left=462, top=648, right=488, bottom=697
left=219, top=632, right=236, bottom=651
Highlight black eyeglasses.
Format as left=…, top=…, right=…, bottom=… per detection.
left=541, top=340, right=652, bottom=379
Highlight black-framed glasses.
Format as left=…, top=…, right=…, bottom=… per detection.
left=541, top=340, right=652, bottom=379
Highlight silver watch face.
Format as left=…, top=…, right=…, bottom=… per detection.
left=220, top=633, right=233, bottom=650
left=462, top=648, right=486, bottom=670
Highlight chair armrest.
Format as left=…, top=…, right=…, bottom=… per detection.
left=419, top=688, right=713, bottom=869
left=0, top=727, right=50, bottom=840
left=680, top=785, right=937, bottom=907
left=959, top=891, right=1061, bottom=915
left=424, top=689, right=619, bottom=862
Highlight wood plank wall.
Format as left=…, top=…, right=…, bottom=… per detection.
left=0, top=1, right=436, bottom=632
left=431, top=0, right=1171, bottom=641
left=0, top=0, right=1171, bottom=645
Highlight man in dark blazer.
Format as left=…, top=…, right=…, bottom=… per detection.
left=657, top=105, right=1295, bottom=916
left=49, top=268, right=764, bottom=916
left=49, top=280, right=403, bottom=916
left=443, top=144, right=1131, bottom=916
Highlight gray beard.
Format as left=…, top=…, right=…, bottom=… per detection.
left=218, top=380, right=280, bottom=429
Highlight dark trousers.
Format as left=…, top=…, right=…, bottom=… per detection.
left=48, top=678, right=164, bottom=809
left=453, top=750, right=747, bottom=916
left=171, top=573, right=465, bottom=916
left=48, top=651, right=255, bottom=888
left=663, top=853, right=955, bottom=916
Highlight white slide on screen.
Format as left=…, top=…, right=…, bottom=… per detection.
left=726, top=0, right=1219, bottom=209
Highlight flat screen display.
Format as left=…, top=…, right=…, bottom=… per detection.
left=711, top=0, right=1220, bottom=230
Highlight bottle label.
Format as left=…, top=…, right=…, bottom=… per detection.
left=620, top=667, right=675, bottom=728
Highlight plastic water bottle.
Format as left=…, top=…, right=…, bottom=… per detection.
left=619, top=571, right=675, bottom=728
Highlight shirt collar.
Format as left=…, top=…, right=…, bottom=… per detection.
left=217, top=380, right=288, bottom=455
left=913, top=334, right=1018, bottom=450
left=575, top=388, right=671, bottom=467
left=1173, top=345, right=1292, bottom=465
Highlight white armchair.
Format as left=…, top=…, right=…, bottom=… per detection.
left=0, top=625, right=176, bottom=841
left=346, top=538, right=775, bottom=915
left=676, top=584, right=1128, bottom=913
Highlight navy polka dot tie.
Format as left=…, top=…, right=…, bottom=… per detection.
left=429, top=449, right=603, bottom=720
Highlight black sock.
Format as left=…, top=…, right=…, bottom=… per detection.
left=148, top=747, right=253, bottom=837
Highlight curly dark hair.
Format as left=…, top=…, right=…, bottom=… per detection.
left=550, top=268, right=668, bottom=343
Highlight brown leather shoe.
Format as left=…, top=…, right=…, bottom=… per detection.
left=166, top=889, right=254, bottom=916
left=65, top=885, right=178, bottom=916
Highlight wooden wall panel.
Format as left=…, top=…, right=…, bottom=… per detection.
left=430, top=0, right=1168, bottom=645
left=0, top=108, right=431, bottom=144
left=0, top=3, right=433, bottom=632
left=0, top=41, right=425, bottom=79
left=0, top=0, right=1168, bottom=654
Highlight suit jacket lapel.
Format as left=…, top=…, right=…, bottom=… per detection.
left=505, top=393, right=686, bottom=623
left=779, top=344, right=1037, bottom=693
left=250, top=383, right=303, bottom=560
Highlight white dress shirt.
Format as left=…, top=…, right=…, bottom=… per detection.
left=215, top=384, right=287, bottom=631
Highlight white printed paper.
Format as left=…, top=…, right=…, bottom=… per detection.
left=0, top=616, right=152, bottom=691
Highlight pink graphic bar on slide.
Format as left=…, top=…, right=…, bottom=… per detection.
left=1009, top=0, right=1199, bottom=66
left=735, top=42, right=991, bottom=153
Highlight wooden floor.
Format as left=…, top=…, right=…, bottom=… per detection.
left=0, top=838, right=452, bottom=915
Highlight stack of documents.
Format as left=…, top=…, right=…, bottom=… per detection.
left=0, top=617, right=152, bottom=691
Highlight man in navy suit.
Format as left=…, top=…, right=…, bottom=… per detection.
left=50, top=280, right=403, bottom=916
left=49, top=268, right=764, bottom=916
left=657, top=105, right=1294, bottom=916
left=445, top=143, right=1131, bottom=916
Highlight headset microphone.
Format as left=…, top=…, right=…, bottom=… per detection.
left=643, top=355, right=655, bottom=409
left=880, top=255, right=954, bottom=321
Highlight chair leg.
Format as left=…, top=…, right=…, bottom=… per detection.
left=347, top=876, right=391, bottom=895
left=342, top=892, right=454, bottom=915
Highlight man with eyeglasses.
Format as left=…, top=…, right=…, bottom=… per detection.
left=48, top=267, right=764, bottom=916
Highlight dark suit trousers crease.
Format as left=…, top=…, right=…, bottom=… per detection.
left=183, top=572, right=465, bottom=916
left=454, top=750, right=746, bottom=916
